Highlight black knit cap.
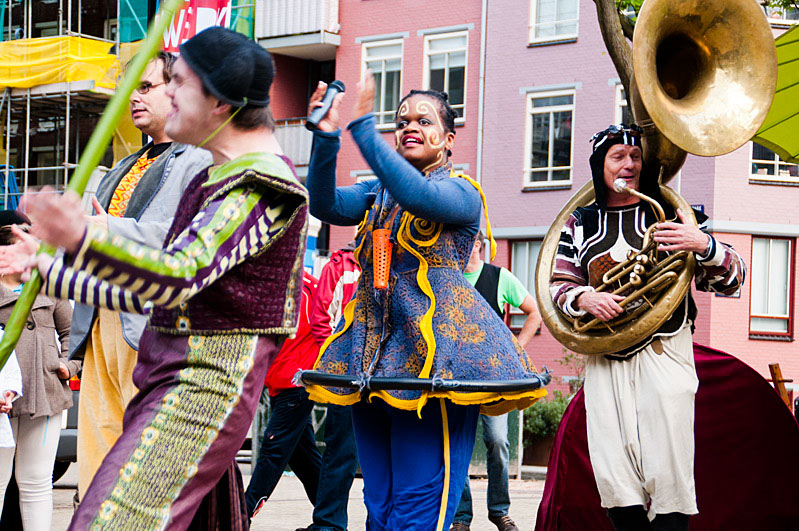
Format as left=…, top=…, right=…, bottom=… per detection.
left=179, top=26, right=273, bottom=107
left=0, top=210, right=30, bottom=227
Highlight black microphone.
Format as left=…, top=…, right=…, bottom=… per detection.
left=306, top=80, right=346, bottom=131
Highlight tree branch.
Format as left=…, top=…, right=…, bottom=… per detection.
left=619, top=12, right=635, bottom=41
left=593, top=0, right=633, bottom=99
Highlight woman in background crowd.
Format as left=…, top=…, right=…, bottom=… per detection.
left=0, top=211, right=76, bottom=530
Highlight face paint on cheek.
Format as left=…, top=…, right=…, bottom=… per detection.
left=394, top=130, right=401, bottom=149
left=415, top=100, right=446, bottom=149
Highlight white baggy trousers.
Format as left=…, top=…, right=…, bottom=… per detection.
left=584, top=325, right=699, bottom=518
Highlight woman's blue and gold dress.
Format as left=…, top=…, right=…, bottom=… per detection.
left=305, top=113, right=546, bottom=531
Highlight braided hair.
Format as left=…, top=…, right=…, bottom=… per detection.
left=396, top=89, right=457, bottom=157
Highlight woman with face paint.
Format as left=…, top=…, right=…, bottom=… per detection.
left=304, top=73, right=547, bottom=531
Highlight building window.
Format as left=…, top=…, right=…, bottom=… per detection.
left=524, top=91, right=574, bottom=187
left=424, top=32, right=467, bottom=119
left=363, top=40, right=403, bottom=127
left=614, top=85, right=633, bottom=125
left=750, top=142, right=799, bottom=183
left=509, top=240, right=542, bottom=328
left=529, top=0, right=579, bottom=43
left=766, top=6, right=799, bottom=24
left=750, top=237, right=793, bottom=337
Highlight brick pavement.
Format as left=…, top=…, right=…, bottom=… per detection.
left=52, top=464, right=545, bottom=530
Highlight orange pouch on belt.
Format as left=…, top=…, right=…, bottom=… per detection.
left=372, top=228, right=392, bottom=289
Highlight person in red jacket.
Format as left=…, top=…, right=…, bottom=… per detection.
left=304, top=246, right=360, bottom=531
left=309, top=244, right=360, bottom=346
left=245, top=272, right=323, bottom=519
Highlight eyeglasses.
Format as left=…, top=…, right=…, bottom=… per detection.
left=591, top=124, right=643, bottom=150
left=135, top=81, right=165, bottom=95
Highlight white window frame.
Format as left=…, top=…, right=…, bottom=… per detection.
left=361, top=39, right=404, bottom=131
left=509, top=240, right=542, bottom=328
left=750, top=142, right=799, bottom=184
left=614, top=84, right=631, bottom=125
left=354, top=172, right=377, bottom=183
left=749, top=237, right=793, bottom=337
left=523, top=89, right=575, bottom=188
left=422, top=30, right=468, bottom=124
left=766, top=6, right=799, bottom=25
left=529, top=0, right=580, bottom=44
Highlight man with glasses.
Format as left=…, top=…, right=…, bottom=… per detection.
left=549, top=124, right=745, bottom=531
left=69, top=50, right=211, bottom=503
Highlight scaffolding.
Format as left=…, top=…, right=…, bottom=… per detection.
left=0, top=0, right=258, bottom=209
left=0, top=0, right=127, bottom=209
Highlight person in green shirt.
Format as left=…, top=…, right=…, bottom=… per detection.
left=452, top=231, right=542, bottom=531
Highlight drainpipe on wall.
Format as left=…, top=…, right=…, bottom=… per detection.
left=476, top=0, right=488, bottom=188
left=478, top=0, right=489, bottom=267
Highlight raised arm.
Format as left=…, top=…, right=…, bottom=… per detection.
left=347, top=114, right=481, bottom=226
left=307, top=129, right=379, bottom=225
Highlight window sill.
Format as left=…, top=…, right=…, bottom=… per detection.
left=522, top=183, right=572, bottom=192
left=749, top=178, right=799, bottom=187
left=748, top=333, right=794, bottom=342
left=528, top=37, right=577, bottom=48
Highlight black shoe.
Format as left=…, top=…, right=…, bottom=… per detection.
left=607, top=506, right=652, bottom=531
left=450, top=522, right=471, bottom=531
left=488, top=514, right=519, bottom=531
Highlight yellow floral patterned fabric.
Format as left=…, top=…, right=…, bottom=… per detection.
left=107, top=153, right=158, bottom=217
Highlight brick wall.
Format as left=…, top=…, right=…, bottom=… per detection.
left=270, top=54, right=311, bottom=120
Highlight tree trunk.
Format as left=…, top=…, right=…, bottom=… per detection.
left=593, top=0, right=633, bottom=104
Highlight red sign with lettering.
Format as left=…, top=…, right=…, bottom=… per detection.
left=160, top=0, right=231, bottom=53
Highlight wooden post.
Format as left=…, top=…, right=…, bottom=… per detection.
left=768, top=363, right=793, bottom=410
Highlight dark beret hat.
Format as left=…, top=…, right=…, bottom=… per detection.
left=179, top=26, right=274, bottom=108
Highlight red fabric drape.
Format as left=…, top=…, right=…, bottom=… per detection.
left=535, top=344, right=799, bottom=530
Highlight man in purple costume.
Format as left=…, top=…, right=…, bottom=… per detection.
left=0, top=28, right=308, bottom=530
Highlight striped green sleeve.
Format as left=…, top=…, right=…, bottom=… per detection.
left=69, top=183, right=290, bottom=309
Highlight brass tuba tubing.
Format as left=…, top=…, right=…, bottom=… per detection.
left=613, top=178, right=666, bottom=223
left=577, top=255, right=686, bottom=333
left=574, top=271, right=679, bottom=333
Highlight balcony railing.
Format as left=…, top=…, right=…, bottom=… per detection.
left=256, top=0, right=339, bottom=40
left=275, top=118, right=313, bottom=171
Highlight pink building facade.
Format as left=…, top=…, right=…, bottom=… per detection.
left=479, top=0, right=799, bottom=397
left=261, top=1, right=799, bottom=400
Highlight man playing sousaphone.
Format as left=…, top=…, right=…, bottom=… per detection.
left=549, top=124, right=745, bottom=531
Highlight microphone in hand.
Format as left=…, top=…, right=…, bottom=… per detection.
left=306, top=80, right=346, bottom=131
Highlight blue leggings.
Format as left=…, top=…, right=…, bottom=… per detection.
left=352, top=399, right=479, bottom=531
